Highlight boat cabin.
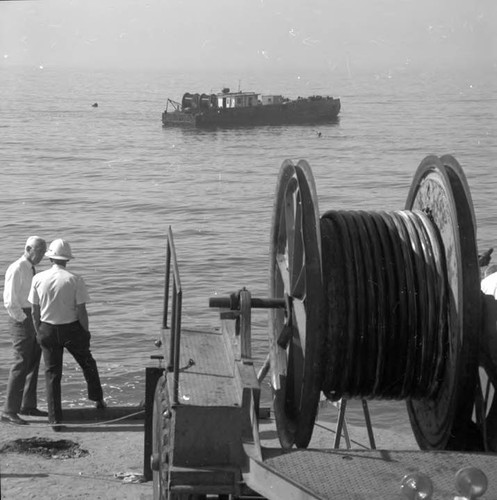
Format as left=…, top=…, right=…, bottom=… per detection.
left=216, top=89, right=258, bottom=109
left=180, top=88, right=289, bottom=112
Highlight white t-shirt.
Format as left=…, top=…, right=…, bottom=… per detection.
left=29, top=264, right=90, bottom=325
left=481, top=271, right=497, bottom=300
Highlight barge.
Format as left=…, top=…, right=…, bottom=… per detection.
left=149, top=156, right=497, bottom=499
left=161, top=88, right=341, bottom=128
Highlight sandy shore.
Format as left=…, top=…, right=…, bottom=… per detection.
left=0, top=407, right=152, bottom=500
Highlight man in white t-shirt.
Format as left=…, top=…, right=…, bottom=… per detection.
left=29, top=239, right=105, bottom=430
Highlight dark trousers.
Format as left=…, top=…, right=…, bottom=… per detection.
left=37, top=321, right=103, bottom=422
left=3, top=308, right=42, bottom=414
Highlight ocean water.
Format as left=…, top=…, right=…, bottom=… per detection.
left=0, top=65, right=496, bottom=435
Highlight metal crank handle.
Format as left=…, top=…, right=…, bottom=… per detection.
left=209, top=295, right=285, bottom=310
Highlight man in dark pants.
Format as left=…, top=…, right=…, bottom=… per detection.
left=2, top=236, right=48, bottom=425
left=29, top=239, right=106, bottom=430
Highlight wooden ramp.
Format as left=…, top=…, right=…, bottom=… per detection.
left=160, top=326, right=258, bottom=495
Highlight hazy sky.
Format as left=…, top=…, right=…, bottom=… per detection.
left=1, top=0, right=495, bottom=73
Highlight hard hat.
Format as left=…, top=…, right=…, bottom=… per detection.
left=45, top=239, right=74, bottom=261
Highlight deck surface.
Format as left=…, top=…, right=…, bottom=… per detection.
left=163, top=327, right=240, bottom=407
left=251, top=417, right=497, bottom=499
left=253, top=447, right=497, bottom=499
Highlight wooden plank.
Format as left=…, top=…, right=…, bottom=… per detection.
left=59, top=406, right=144, bottom=422
left=163, top=327, right=240, bottom=407
left=235, top=360, right=260, bottom=395
left=221, top=316, right=241, bottom=362
left=170, top=464, right=240, bottom=490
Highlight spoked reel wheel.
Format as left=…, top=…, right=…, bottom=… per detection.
left=405, top=155, right=481, bottom=451
left=269, top=159, right=326, bottom=449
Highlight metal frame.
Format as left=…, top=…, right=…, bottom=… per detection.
left=163, top=226, right=183, bottom=404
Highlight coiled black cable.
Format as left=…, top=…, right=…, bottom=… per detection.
left=320, top=209, right=448, bottom=401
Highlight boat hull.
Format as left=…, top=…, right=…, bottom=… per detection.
left=162, top=97, right=341, bottom=128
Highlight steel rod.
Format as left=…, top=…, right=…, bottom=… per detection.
left=209, top=296, right=286, bottom=310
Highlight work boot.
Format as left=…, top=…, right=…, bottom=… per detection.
left=1, top=412, right=28, bottom=425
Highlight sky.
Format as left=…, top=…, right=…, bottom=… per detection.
left=0, top=0, right=496, bottom=74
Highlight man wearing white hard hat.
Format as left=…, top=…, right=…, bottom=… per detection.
left=29, top=239, right=105, bottom=429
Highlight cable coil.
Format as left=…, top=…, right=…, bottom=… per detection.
left=320, top=209, right=449, bottom=401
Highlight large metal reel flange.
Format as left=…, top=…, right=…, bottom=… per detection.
left=269, top=159, right=326, bottom=449
left=405, top=154, right=481, bottom=451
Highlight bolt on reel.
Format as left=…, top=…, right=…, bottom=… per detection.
left=268, top=155, right=488, bottom=452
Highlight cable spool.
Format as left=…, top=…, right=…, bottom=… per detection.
left=320, top=208, right=447, bottom=401
left=268, top=155, right=481, bottom=451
